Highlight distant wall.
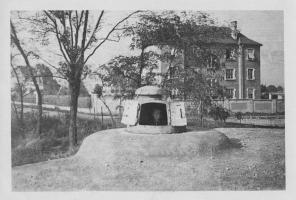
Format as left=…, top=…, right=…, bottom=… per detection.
left=20, top=94, right=91, bottom=108
left=214, top=99, right=284, bottom=114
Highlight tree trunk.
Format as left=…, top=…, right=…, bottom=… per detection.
left=11, top=64, right=24, bottom=125
left=11, top=21, right=42, bottom=135
left=19, top=86, right=24, bottom=124
left=68, top=78, right=81, bottom=152
left=199, top=100, right=203, bottom=127
left=183, top=44, right=188, bottom=100
left=36, top=89, right=42, bottom=135
left=138, top=47, right=145, bottom=87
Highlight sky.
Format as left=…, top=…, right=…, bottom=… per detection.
left=11, top=10, right=284, bottom=89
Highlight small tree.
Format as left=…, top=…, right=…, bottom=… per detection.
left=235, top=112, right=243, bottom=125
left=97, top=51, right=159, bottom=99
left=92, top=84, right=115, bottom=126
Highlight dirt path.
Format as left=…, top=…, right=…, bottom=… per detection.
left=12, top=128, right=285, bottom=191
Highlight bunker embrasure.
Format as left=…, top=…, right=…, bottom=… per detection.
left=121, top=86, right=187, bottom=134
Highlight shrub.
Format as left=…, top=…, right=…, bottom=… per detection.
left=209, top=105, right=230, bottom=123
left=235, top=112, right=243, bottom=124
left=11, top=110, right=119, bottom=166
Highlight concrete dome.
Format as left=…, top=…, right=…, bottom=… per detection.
left=135, top=86, right=165, bottom=96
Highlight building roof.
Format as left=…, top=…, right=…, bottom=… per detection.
left=135, top=86, right=165, bottom=96
left=211, top=32, right=262, bottom=46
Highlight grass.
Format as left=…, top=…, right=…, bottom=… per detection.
left=12, top=128, right=285, bottom=190
left=11, top=107, right=285, bottom=190
left=11, top=109, right=122, bottom=167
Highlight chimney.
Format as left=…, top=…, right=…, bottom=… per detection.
left=230, top=21, right=238, bottom=40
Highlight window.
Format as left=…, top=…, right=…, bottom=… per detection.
left=206, top=55, right=219, bottom=69
left=247, top=48, right=255, bottom=60
left=225, top=69, right=236, bottom=80
left=225, top=48, right=237, bottom=60
left=247, top=68, right=255, bottom=80
left=207, top=78, right=217, bottom=87
left=226, top=88, right=236, bottom=99
left=247, top=88, right=255, bottom=99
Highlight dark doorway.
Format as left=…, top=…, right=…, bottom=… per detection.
left=139, top=103, right=168, bottom=125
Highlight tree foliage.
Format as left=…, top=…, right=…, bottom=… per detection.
left=98, top=51, right=159, bottom=99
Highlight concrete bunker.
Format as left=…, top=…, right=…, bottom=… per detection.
left=121, top=86, right=187, bottom=134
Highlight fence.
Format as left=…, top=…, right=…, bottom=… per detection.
left=214, top=99, right=285, bottom=114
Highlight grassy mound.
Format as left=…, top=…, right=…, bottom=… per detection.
left=12, top=128, right=284, bottom=191
left=75, top=128, right=234, bottom=164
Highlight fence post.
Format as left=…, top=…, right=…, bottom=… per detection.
left=101, top=106, right=104, bottom=127
left=34, top=91, right=38, bottom=105
left=272, top=99, right=277, bottom=113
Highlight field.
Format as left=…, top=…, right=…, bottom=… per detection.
left=12, top=127, right=285, bottom=191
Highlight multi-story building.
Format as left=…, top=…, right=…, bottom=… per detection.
left=160, top=21, right=262, bottom=99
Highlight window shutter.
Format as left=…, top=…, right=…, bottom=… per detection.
left=251, top=49, right=255, bottom=60
left=121, top=100, right=139, bottom=126
left=253, top=69, right=255, bottom=80
left=170, top=102, right=187, bottom=126
left=233, top=88, right=236, bottom=99
left=253, top=89, right=256, bottom=99
left=233, top=69, right=236, bottom=79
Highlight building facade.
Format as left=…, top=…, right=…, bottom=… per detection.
left=160, top=21, right=262, bottom=99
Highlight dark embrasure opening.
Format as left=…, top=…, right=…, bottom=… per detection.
left=139, top=103, right=168, bottom=126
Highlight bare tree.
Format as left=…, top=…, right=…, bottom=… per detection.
left=10, top=21, right=43, bottom=135
left=20, top=10, right=139, bottom=152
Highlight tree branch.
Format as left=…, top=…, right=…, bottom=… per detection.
left=74, top=10, right=84, bottom=49
left=69, top=11, right=74, bottom=48
left=83, top=10, right=104, bottom=51
left=44, top=11, right=71, bottom=64
left=34, top=75, right=67, bottom=80
left=84, top=11, right=140, bottom=65
left=80, top=10, right=89, bottom=58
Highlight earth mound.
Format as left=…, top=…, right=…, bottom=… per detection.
left=75, top=128, right=233, bottom=165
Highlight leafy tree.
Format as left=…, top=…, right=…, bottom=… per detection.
left=137, top=11, right=230, bottom=125
left=261, top=84, right=284, bottom=99
left=98, top=51, right=159, bottom=99
left=277, top=85, right=284, bottom=92
left=100, top=11, right=229, bottom=105
left=267, top=85, right=278, bottom=93
left=20, top=10, right=139, bottom=151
